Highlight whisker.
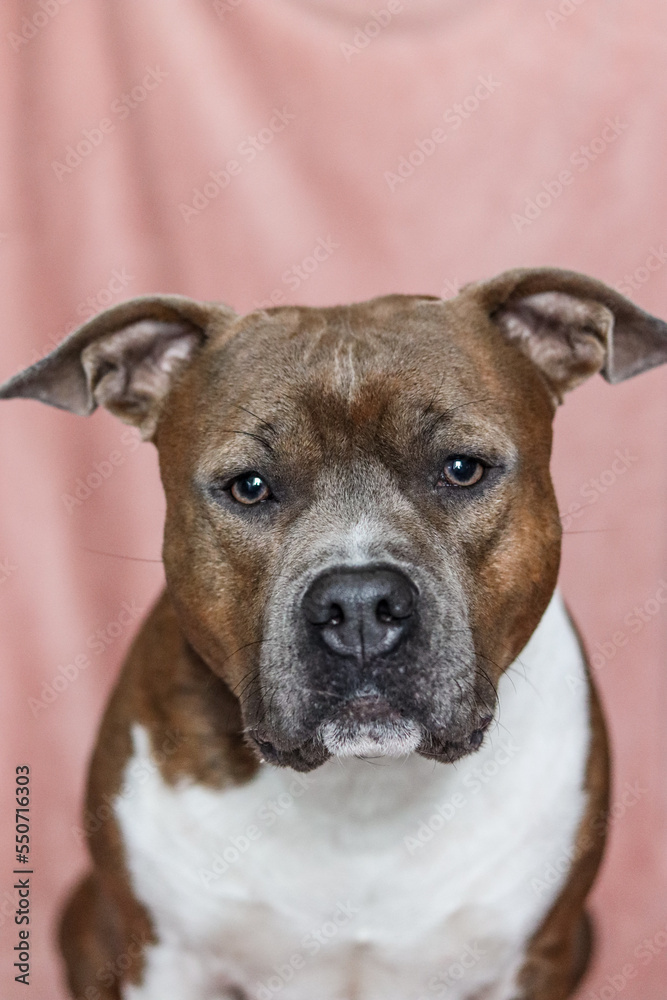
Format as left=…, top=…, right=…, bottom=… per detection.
left=561, top=528, right=610, bottom=535
left=504, top=656, right=542, bottom=701
left=80, top=547, right=162, bottom=563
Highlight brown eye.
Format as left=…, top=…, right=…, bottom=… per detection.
left=440, top=456, right=485, bottom=487
left=230, top=473, right=272, bottom=505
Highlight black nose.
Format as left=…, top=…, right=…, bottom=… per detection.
left=302, top=566, right=417, bottom=659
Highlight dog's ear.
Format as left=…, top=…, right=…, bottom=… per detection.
left=462, top=267, right=667, bottom=400
left=0, top=295, right=236, bottom=439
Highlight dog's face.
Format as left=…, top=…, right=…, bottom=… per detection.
left=3, top=268, right=667, bottom=771
left=157, top=295, right=559, bottom=770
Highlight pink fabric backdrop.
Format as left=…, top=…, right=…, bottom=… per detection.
left=1, top=1, right=666, bottom=997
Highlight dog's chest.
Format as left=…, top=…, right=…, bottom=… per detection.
left=116, top=594, right=590, bottom=1000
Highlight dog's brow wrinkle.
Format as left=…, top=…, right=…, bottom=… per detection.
left=218, top=429, right=275, bottom=453
left=422, top=394, right=496, bottom=441
left=232, top=404, right=277, bottom=437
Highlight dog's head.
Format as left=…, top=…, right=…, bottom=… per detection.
left=3, top=268, right=667, bottom=770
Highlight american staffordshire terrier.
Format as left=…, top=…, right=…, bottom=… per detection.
left=2, top=267, right=667, bottom=1000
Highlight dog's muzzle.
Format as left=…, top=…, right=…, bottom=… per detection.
left=247, top=563, right=494, bottom=770
left=299, top=565, right=421, bottom=757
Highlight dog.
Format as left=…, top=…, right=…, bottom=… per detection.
left=2, top=267, right=667, bottom=1000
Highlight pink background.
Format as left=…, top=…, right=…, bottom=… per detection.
left=1, top=1, right=666, bottom=997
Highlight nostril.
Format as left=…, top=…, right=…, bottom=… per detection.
left=303, top=591, right=343, bottom=627
left=375, top=599, right=394, bottom=624
left=380, top=586, right=415, bottom=621
left=328, top=604, right=344, bottom=627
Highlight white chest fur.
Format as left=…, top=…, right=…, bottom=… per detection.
left=116, top=592, right=591, bottom=1000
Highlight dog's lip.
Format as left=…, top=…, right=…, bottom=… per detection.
left=247, top=693, right=410, bottom=765
left=418, top=713, right=494, bottom=762
left=248, top=692, right=398, bottom=743
left=248, top=698, right=495, bottom=768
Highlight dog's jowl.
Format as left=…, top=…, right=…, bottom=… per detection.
left=3, top=267, right=667, bottom=1000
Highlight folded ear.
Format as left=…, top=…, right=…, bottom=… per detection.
left=0, top=295, right=236, bottom=438
left=461, top=267, right=667, bottom=400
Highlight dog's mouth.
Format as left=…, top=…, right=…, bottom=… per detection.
left=247, top=689, right=494, bottom=771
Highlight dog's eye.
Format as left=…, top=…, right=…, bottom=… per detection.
left=439, top=456, right=485, bottom=487
left=230, top=473, right=272, bottom=505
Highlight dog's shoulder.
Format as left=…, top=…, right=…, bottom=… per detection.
left=85, top=591, right=258, bottom=860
